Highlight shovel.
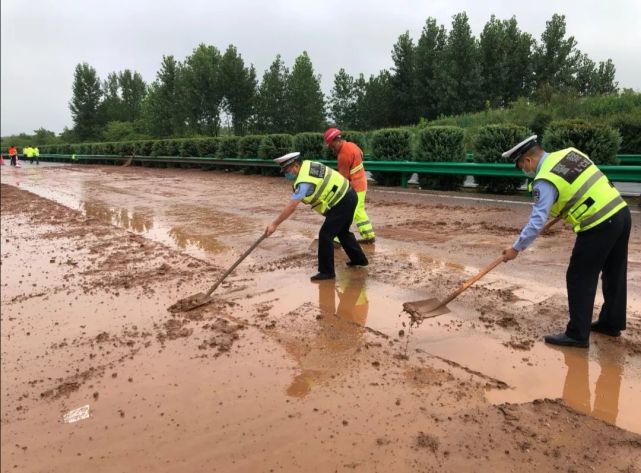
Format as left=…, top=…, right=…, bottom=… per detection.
left=403, top=217, right=562, bottom=321
left=168, top=232, right=268, bottom=312
left=403, top=255, right=504, bottom=321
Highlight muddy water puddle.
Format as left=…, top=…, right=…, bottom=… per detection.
left=1, top=166, right=266, bottom=263
left=229, top=266, right=641, bottom=434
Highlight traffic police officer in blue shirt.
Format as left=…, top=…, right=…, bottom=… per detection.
left=265, top=152, right=369, bottom=282
left=502, top=136, right=631, bottom=348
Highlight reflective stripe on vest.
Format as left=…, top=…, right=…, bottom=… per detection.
left=350, top=163, right=364, bottom=175
left=294, top=161, right=350, bottom=215
left=533, top=148, right=627, bottom=232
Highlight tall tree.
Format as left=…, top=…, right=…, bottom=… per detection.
left=255, top=55, right=290, bottom=133
left=181, top=44, right=223, bottom=135
left=593, top=59, right=618, bottom=95
left=142, top=55, right=184, bottom=137
left=99, top=72, right=122, bottom=123
left=479, top=15, right=507, bottom=108
left=220, top=45, right=257, bottom=135
left=502, top=17, right=534, bottom=103
left=69, top=62, right=103, bottom=140
left=118, top=69, right=147, bottom=120
left=574, top=53, right=597, bottom=96
left=390, top=31, right=418, bottom=125
left=479, top=16, right=533, bottom=107
left=415, top=17, right=447, bottom=120
left=532, top=14, right=580, bottom=93
left=438, top=12, right=482, bottom=115
left=329, top=68, right=359, bottom=128
left=356, top=71, right=394, bottom=130
left=287, top=51, right=325, bottom=132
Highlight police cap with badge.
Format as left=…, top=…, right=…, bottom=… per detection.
left=273, top=152, right=301, bottom=169
left=502, top=135, right=539, bottom=167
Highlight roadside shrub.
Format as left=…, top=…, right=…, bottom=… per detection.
left=473, top=125, right=530, bottom=194
left=294, top=132, right=324, bottom=160
left=370, top=128, right=412, bottom=186
left=542, top=120, right=621, bottom=164
left=196, top=138, right=220, bottom=157
left=610, top=114, right=641, bottom=154
left=415, top=126, right=466, bottom=190
left=238, top=135, right=264, bottom=158
left=135, top=140, right=154, bottom=156
left=120, top=142, right=136, bottom=156
left=258, top=134, right=293, bottom=160
left=103, top=142, right=116, bottom=155
left=179, top=139, right=199, bottom=157
left=216, top=136, right=241, bottom=159
left=165, top=140, right=181, bottom=157
left=257, top=134, right=293, bottom=176
left=151, top=140, right=168, bottom=157
left=76, top=143, right=91, bottom=154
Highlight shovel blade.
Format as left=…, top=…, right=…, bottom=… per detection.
left=168, top=292, right=214, bottom=312
left=403, top=298, right=451, bottom=321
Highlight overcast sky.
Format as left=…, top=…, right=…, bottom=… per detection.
left=2, top=0, right=640, bottom=136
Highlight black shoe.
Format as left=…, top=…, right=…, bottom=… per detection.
left=359, top=238, right=376, bottom=244
left=590, top=321, right=621, bottom=337
left=310, top=273, right=335, bottom=281
left=346, top=260, right=368, bottom=267
left=544, top=332, right=589, bottom=348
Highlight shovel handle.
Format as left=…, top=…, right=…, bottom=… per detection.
left=204, top=232, right=268, bottom=298
left=440, top=255, right=504, bottom=307
left=541, top=217, right=561, bottom=234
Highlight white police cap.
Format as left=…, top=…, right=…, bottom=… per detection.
left=502, top=135, right=538, bottom=166
left=273, top=152, right=301, bottom=168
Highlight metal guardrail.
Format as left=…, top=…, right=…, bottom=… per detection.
left=39, top=154, right=641, bottom=184
left=617, top=154, right=641, bottom=166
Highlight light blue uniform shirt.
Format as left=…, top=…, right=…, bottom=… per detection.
left=291, top=182, right=314, bottom=201
left=513, top=152, right=558, bottom=251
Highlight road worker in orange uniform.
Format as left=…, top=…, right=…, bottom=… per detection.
left=8, top=145, right=18, bottom=166
left=324, top=128, right=375, bottom=243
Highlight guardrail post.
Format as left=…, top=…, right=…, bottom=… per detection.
left=401, top=173, right=409, bottom=188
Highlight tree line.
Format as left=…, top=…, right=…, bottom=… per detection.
left=4, top=13, right=622, bottom=146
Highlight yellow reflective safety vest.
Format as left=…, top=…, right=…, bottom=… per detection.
left=293, top=160, right=349, bottom=215
left=533, top=148, right=627, bottom=232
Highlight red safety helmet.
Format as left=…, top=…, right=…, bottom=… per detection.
left=323, top=127, right=341, bottom=145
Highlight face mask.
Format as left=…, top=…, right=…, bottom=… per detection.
left=284, top=171, right=296, bottom=181
left=521, top=159, right=536, bottom=178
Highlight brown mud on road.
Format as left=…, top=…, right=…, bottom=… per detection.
left=2, top=165, right=641, bottom=472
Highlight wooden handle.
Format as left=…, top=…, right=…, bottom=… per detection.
left=204, top=232, right=268, bottom=298
left=541, top=217, right=561, bottom=234
left=440, top=255, right=504, bottom=307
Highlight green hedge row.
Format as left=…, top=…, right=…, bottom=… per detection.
left=472, top=124, right=532, bottom=194
left=471, top=120, right=622, bottom=193
left=39, top=120, right=626, bottom=193
left=542, top=120, right=621, bottom=164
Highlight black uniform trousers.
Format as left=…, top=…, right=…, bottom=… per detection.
left=565, top=206, right=631, bottom=342
left=318, top=188, right=368, bottom=276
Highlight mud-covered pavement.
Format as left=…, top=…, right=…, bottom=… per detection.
left=2, top=163, right=641, bottom=472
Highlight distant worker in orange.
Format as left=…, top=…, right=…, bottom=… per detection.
left=324, top=128, right=375, bottom=243
left=8, top=145, right=18, bottom=166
